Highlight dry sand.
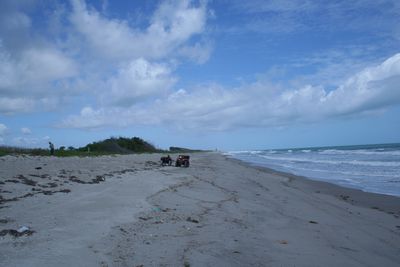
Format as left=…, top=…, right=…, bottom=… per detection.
left=0, top=153, right=399, bottom=266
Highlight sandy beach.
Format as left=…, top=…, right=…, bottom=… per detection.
left=1, top=152, right=399, bottom=266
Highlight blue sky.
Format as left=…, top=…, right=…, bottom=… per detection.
left=0, top=0, right=399, bottom=150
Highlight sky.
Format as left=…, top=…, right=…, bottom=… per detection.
left=0, top=0, right=400, bottom=151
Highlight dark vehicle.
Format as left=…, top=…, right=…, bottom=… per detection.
left=175, top=155, right=190, bottom=167
left=160, top=155, right=172, bottom=166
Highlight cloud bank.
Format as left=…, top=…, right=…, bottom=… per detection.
left=70, top=0, right=207, bottom=61
left=62, top=53, right=400, bottom=130
left=0, top=0, right=209, bottom=114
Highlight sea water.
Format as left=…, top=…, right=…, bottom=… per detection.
left=226, top=143, right=400, bottom=197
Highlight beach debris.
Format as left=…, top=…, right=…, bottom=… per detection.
left=48, top=182, right=58, bottom=187
left=339, top=246, right=359, bottom=252
left=0, top=218, right=13, bottom=224
left=69, top=176, right=86, bottom=184
left=119, top=227, right=128, bottom=234
left=92, top=175, right=106, bottom=183
left=5, top=179, right=20, bottom=184
left=112, top=168, right=136, bottom=175
left=15, top=175, right=37, bottom=186
left=278, top=240, right=288, bottom=245
left=41, top=189, right=71, bottom=195
left=145, top=161, right=159, bottom=167
left=17, top=226, right=30, bottom=233
left=59, top=189, right=71, bottom=193
left=0, top=195, right=19, bottom=205
left=30, top=174, right=51, bottom=179
left=309, top=220, right=318, bottom=224
left=0, top=226, right=35, bottom=237
left=186, top=217, right=199, bottom=224
left=0, top=189, right=11, bottom=193
left=340, top=195, right=350, bottom=201
left=139, top=216, right=153, bottom=221
left=35, top=167, right=42, bottom=170
left=161, top=208, right=173, bottom=212
left=1, top=185, right=70, bottom=205
left=68, top=175, right=106, bottom=184
left=233, top=251, right=241, bottom=254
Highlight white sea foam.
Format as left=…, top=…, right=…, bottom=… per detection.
left=228, top=144, right=400, bottom=196
left=319, top=149, right=400, bottom=156
left=258, top=154, right=400, bottom=167
left=223, top=150, right=252, bottom=155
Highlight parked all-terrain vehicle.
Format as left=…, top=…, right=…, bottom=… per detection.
left=175, top=155, right=190, bottom=167
left=160, top=155, right=172, bottom=166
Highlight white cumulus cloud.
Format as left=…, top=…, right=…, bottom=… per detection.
left=0, top=47, right=76, bottom=94
left=0, top=1, right=78, bottom=115
left=60, top=53, right=400, bottom=131
left=103, top=58, right=176, bottom=106
left=0, top=123, right=7, bottom=136
left=0, top=0, right=210, bottom=115
left=70, top=0, right=207, bottom=61
left=21, top=127, right=31, bottom=135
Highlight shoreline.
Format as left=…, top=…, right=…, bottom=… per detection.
left=223, top=146, right=400, bottom=198
left=225, top=154, right=400, bottom=216
left=1, top=152, right=399, bottom=266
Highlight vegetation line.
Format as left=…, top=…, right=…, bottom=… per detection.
left=0, top=137, right=204, bottom=157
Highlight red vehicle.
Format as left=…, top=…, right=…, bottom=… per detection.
left=175, top=155, right=190, bottom=167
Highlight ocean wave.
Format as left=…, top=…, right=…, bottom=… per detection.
left=226, top=150, right=264, bottom=155
left=261, top=160, right=400, bottom=178
left=286, top=165, right=400, bottom=179
left=228, top=150, right=400, bottom=197
left=258, top=154, right=400, bottom=167
left=224, top=151, right=252, bottom=155
left=318, top=149, right=400, bottom=156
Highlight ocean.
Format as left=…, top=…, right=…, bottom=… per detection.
left=226, top=143, right=400, bottom=197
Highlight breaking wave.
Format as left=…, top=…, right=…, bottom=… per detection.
left=227, top=143, right=400, bottom=197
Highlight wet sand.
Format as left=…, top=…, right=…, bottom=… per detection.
left=1, top=153, right=399, bottom=266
